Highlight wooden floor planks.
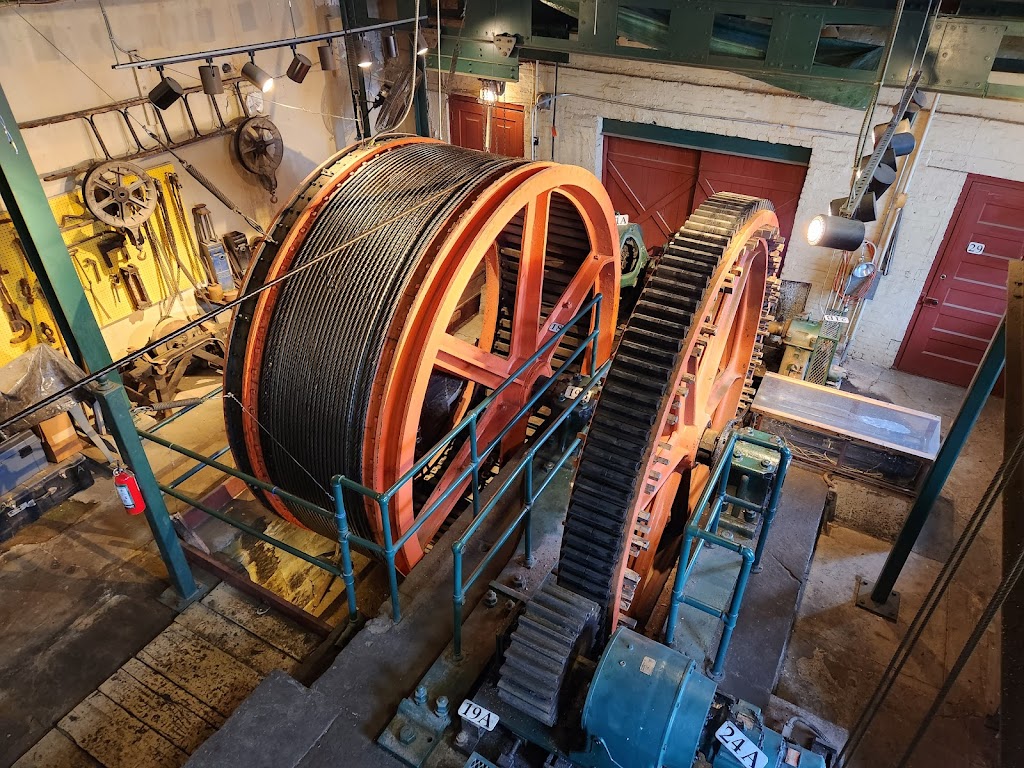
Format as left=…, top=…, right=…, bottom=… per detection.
left=13, top=583, right=323, bottom=768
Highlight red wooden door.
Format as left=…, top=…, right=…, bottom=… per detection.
left=693, top=152, right=807, bottom=263
left=490, top=104, right=525, bottom=158
left=896, top=175, right=1024, bottom=386
left=449, top=95, right=486, bottom=151
left=601, top=136, right=807, bottom=257
left=449, top=95, right=524, bottom=157
left=602, top=136, right=700, bottom=248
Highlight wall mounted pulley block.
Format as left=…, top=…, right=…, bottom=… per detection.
left=81, top=160, right=158, bottom=246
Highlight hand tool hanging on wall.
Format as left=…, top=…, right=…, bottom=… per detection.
left=17, top=278, right=33, bottom=305
left=39, top=322, right=57, bottom=345
left=118, top=264, right=152, bottom=311
left=192, top=205, right=235, bottom=291
left=69, top=249, right=112, bottom=323
left=0, top=277, right=31, bottom=344
left=97, top=234, right=128, bottom=271
left=233, top=116, right=284, bottom=202
left=165, top=173, right=207, bottom=283
left=81, top=160, right=158, bottom=247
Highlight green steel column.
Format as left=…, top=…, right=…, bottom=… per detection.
left=868, top=321, right=1006, bottom=607
left=0, top=82, right=200, bottom=600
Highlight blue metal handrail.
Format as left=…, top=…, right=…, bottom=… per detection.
left=141, top=295, right=607, bottom=652
left=665, top=428, right=791, bottom=680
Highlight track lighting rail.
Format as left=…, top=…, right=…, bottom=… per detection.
left=109, top=16, right=425, bottom=71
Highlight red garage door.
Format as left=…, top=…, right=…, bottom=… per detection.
left=896, top=174, right=1024, bottom=387
left=602, top=135, right=807, bottom=262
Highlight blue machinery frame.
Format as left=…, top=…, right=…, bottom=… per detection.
left=666, top=429, right=792, bottom=679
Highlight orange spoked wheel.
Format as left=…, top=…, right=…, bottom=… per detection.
left=558, top=192, right=784, bottom=637
left=224, top=138, right=620, bottom=574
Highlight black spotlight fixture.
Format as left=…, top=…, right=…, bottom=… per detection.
left=807, top=214, right=866, bottom=251
left=830, top=193, right=877, bottom=223
left=889, top=131, right=916, bottom=157
left=242, top=54, right=274, bottom=92
left=864, top=160, right=897, bottom=197
left=383, top=29, right=399, bottom=60
left=199, top=60, right=223, bottom=95
left=148, top=67, right=184, bottom=110
left=286, top=46, right=312, bottom=83
left=353, top=35, right=373, bottom=69
left=318, top=41, right=338, bottom=71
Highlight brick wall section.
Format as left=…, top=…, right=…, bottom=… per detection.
left=430, top=59, right=1024, bottom=368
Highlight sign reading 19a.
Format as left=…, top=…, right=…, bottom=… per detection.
left=714, top=721, right=768, bottom=768
left=458, top=699, right=499, bottom=731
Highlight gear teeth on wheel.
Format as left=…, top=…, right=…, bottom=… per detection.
left=558, top=193, right=782, bottom=631
left=497, top=581, right=599, bottom=726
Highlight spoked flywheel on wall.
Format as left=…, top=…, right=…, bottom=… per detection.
left=224, top=137, right=620, bottom=573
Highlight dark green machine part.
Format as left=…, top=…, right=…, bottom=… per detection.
left=617, top=222, right=648, bottom=290
left=403, top=0, right=1024, bottom=109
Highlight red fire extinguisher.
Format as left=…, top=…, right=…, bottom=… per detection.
left=113, top=467, right=146, bottom=515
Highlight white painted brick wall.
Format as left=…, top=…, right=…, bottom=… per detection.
left=431, top=58, right=1024, bottom=368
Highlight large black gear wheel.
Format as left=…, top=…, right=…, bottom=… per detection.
left=557, top=193, right=782, bottom=633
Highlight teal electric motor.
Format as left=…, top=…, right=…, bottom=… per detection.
left=573, top=629, right=828, bottom=768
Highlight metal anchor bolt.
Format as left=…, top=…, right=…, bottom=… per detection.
left=414, top=685, right=427, bottom=706
left=484, top=590, right=498, bottom=608
left=436, top=696, right=450, bottom=718
left=399, top=725, right=417, bottom=745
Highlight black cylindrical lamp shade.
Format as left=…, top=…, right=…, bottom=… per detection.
left=890, top=131, right=916, bottom=157
left=287, top=53, right=312, bottom=83
left=318, top=42, right=337, bottom=71
left=384, top=32, right=399, bottom=60
left=807, top=214, right=866, bottom=251
left=149, top=76, right=184, bottom=110
left=199, top=65, right=223, bottom=95
left=830, top=193, right=877, bottom=223
left=867, top=162, right=897, bottom=197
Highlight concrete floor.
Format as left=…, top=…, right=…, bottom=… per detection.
left=777, top=358, right=1004, bottom=767
left=0, top=360, right=1008, bottom=767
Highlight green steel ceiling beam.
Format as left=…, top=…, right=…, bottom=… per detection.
left=423, top=0, right=1024, bottom=107
left=0, top=82, right=200, bottom=602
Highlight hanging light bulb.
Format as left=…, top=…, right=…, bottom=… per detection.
left=286, top=46, right=312, bottom=83
left=318, top=41, right=338, bottom=71
left=242, top=54, right=274, bottom=93
left=383, top=29, right=399, bottom=60
left=198, top=60, right=223, bottom=95
left=417, top=34, right=429, bottom=56
left=148, top=67, right=184, bottom=110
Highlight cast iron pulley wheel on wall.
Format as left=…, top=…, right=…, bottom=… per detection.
left=223, top=137, right=621, bottom=574
left=234, top=116, right=284, bottom=202
left=81, top=160, right=159, bottom=246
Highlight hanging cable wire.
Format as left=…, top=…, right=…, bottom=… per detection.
left=839, top=430, right=1024, bottom=765
left=895, top=512, right=1024, bottom=767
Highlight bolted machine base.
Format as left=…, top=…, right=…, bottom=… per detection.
left=854, top=577, right=901, bottom=622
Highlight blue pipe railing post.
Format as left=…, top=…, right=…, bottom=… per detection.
left=665, top=528, right=693, bottom=646
left=752, top=438, right=792, bottom=573
left=523, top=458, right=535, bottom=568
left=469, top=415, right=481, bottom=518
left=379, top=496, right=403, bottom=623
left=710, top=546, right=755, bottom=680
left=332, top=477, right=360, bottom=623
left=590, top=298, right=602, bottom=374
left=452, top=543, right=465, bottom=660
